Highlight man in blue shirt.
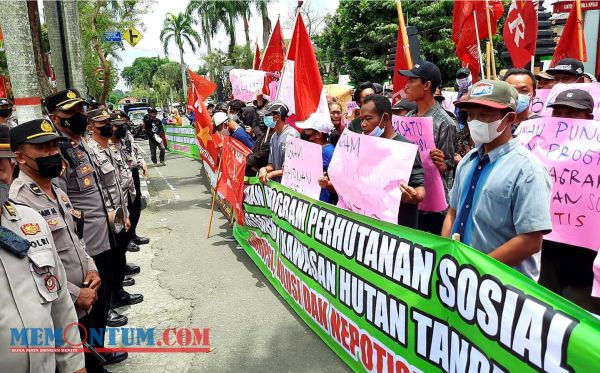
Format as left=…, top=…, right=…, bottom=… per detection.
left=441, top=80, right=552, bottom=281
left=212, top=112, right=254, bottom=149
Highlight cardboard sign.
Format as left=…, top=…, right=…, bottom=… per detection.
left=229, top=69, right=266, bottom=102
left=281, top=136, right=324, bottom=200
left=540, top=83, right=600, bottom=120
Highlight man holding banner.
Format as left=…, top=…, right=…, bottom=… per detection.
left=443, top=80, right=552, bottom=281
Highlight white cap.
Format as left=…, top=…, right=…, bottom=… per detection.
left=213, top=112, right=228, bottom=126
left=297, top=113, right=334, bottom=134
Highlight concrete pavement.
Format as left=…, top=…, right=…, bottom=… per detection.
left=109, top=140, right=348, bottom=372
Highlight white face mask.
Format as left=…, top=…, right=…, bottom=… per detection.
left=467, top=114, right=508, bottom=144
left=367, top=114, right=385, bottom=137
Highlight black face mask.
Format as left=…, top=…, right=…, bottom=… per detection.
left=0, top=108, right=12, bottom=118
left=34, top=153, right=64, bottom=178
left=59, top=112, right=88, bottom=135
left=98, top=125, right=113, bottom=138
left=300, top=132, right=311, bottom=141
left=114, top=127, right=127, bottom=139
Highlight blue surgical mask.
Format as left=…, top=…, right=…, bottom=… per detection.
left=264, top=115, right=276, bottom=128
left=368, top=114, right=385, bottom=137
left=515, top=94, right=531, bottom=114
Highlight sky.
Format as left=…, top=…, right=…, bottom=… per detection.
left=114, top=0, right=339, bottom=91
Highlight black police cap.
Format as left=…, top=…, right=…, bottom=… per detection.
left=44, top=89, right=86, bottom=113
left=9, top=119, right=66, bottom=151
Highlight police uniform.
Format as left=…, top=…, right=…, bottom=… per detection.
left=0, top=123, right=84, bottom=373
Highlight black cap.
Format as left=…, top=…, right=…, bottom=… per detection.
left=546, top=58, right=585, bottom=77
left=0, top=125, right=15, bottom=158
left=44, top=89, right=87, bottom=113
left=87, top=109, right=111, bottom=122
left=9, top=119, right=66, bottom=151
left=399, top=61, right=442, bottom=91
left=456, top=68, right=471, bottom=77
left=111, top=111, right=129, bottom=125
left=263, top=101, right=289, bottom=117
left=392, top=99, right=417, bottom=112
left=0, top=98, right=11, bottom=106
left=547, top=89, right=594, bottom=112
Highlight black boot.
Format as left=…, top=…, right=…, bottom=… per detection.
left=106, top=308, right=128, bottom=327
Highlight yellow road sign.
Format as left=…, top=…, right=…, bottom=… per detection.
left=123, top=26, right=143, bottom=47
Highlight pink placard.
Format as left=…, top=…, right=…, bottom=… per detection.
left=540, top=83, right=600, bottom=119
left=593, top=251, right=600, bottom=297
left=281, top=136, right=323, bottom=200
left=530, top=89, right=551, bottom=116
left=269, top=80, right=279, bottom=101
left=229, top=69, right=266, bottom=102
left=515, top=117, right=600, bottom=250
left=440, top=91, right=458, bottom=114
left=328, top=130, right=418, bottom=223
left=393, top=116, right=448, bottom=212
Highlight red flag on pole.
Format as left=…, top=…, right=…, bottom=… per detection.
left=551, top=0, right=587, bottom=66
left=392, top=6, right=411, bottom=104
left=252, top=42, right=261, bottom=70
left=453, top=1, right=504, bottom=80
left=277, top=13, right=327, bottom=122
left=503, top=0, right=538, bottom=68
left=187, top=69, right=220, bottom=172
left=259, top=19, right=285, bottom=73
left=216, top=137, right=252, bottom=225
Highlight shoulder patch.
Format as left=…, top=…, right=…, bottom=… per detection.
left=29, top=183, right=44, bottom=195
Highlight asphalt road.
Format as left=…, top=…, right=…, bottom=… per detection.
left=108, top=140, right=348, bottom=372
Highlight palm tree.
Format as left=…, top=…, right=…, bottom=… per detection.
left=186, top=0, right=219, bottom=54
left=160, top=12, right=202, bottom=99
left=254, top=0, right=271, bottom=47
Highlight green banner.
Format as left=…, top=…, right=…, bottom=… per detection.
left=165, top=125, right=201, bottom=160
left=234, top=178, right=600, bottom=373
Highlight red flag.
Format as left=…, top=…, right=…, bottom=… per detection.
left=216, top=137, right=252, bottom=224
left=187, top=69, right=220, bottom=172
left=278, top=14, right=327, bottom=122
left=253, top=42, right=261, bottom=70
left=503, top=0, right=538, bottom=68
left=551, top=1, right=587, bottom=66
left=453, top=1, right=504, bottom=80
left=259, top=19, right=285, bottom=73
left=392, top=23, right=410, bottom=104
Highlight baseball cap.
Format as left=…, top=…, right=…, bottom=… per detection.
left=392, top=99, right=417, bottom=112
left=262, top=101, right=289, bottom=117
left=399, top=61, right=442, bottom=90
left=213, top=112, right=228, bottom=126
left=547, top=89, right=594, bottom=112
left=10, top=119, right=66, bottom=151
left=546, top=58, right=585, bottom=77
left=297, top=113, right=333, bottom=134
left=44, top=89, right=87, bottom=113
left=87, top=109, right=111, bottom=122
left=0, top=125, right=15, bottom=158
left=456, top=68, right=471, bottom=78
left=454, top=80, right=518, bottom=111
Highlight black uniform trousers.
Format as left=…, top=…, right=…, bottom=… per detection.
left=110, top=228, right=130, bottom=304
left=78, top=314, right=105, bottom=372
left=88, top=249, right=111, bottom=346
left=128, top=168, right=142, bottom=238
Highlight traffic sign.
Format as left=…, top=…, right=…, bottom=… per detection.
left=103, top=31, right=122, bottom=43
left=123, top=26, right=143, bottom=47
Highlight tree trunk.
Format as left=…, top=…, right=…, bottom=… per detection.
left=90, top=1, right=111, bottom=104
left=227, top=15, right=235, bottom=56
left=261, top=8, right=271, bottom=47
left=206, top=36, right=212, bottom=54
left=26, top=0, right=55, bottom=98
left=43, top=0, right=66, bottom=90
left=179, top=46, right=187, bottom=103
left=243, top=14, right=250, bottom=47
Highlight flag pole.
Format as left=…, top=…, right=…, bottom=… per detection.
left=207, top=147, right=224, bottom=238
left=575, top=0, right=584, bottom=61
left=396, top=0, right=413, bottom=68
left=473, top=10, right=485, bottom=78
left=531, top=2, right=538, bottom=74
left=484, top=0, right=497, bottom=80
left=486, top=42, right=492, bottom=79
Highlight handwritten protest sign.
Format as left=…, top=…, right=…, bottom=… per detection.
left=530, top=89, right=551, bottom=116
left=229, top=69, right=266, bottom=102
left=281, top=136, right=323, bottom=200
left=393, top=116, right=448, bottom=212
left=440, top=91, right=458, bottom=114
left=540, top=83, right=600, bottom=119
left=328, top=130, right=418, bottom=223
left=268, top=80, right=279, bottom=101
left=515, top=117, right=600, bottom=250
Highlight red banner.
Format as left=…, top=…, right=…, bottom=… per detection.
left=216, top=137, right=252, bottom=225
left=554, top=0, right=600, bottom=12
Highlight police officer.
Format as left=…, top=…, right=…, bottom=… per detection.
left=110, top=112, right=149, bottom=253
left=0, top=97, right=17, bottom=127
left=86, top=109, right=143, bottom=310
left=45, top=89, right=128, bottom=366
left=0, top=125, right=86, bottom=373
left=9, top=119, right=108, bottom=372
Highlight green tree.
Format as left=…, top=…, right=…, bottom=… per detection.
left=254, top=0, right=272, bottom=47
left=186, top=0, right=219, bottom=54
left=160, top=11, right=201, bottom=100
left=121, top=56, right=168, bottom=88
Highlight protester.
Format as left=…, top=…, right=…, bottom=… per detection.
left=245, top=116, right=274, bottom=177
left=442, top=80, right=552, bottom=281
left=454, top=67, right=472, bottom=129
left=502, top=68, right=540, bottom=130
left=213, top=111, right=254, bottom=148
left=297, top=113, right=336, bottom=203
left=539, top=89, right=600, bottom=313
left=144, top=108, right=166, bottom=166
left=229, top=99, right=260, bottom=135
left=258, top=101, right=299, bottom=184
left=0, top=125, right=86, bottom=373
left=320, top=94, right=425, bottom=229
left=399, top=60, right=456, bottom=235
left=253, top=91, right=269, bottom=111
left=347, top=82, right=377, bottom=133
left=547, top=89, right=595, bottom=120
left=328, top=101, right=344, bottom=146
left=391, top=98, right=416, bottom=117
left=535, top=70, right=555, bottom=89
left=546, top=58, right=585, bottom=84
left=169, top=108, right=183, bottom=125
left=434, top=88, right=458, bottom=121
